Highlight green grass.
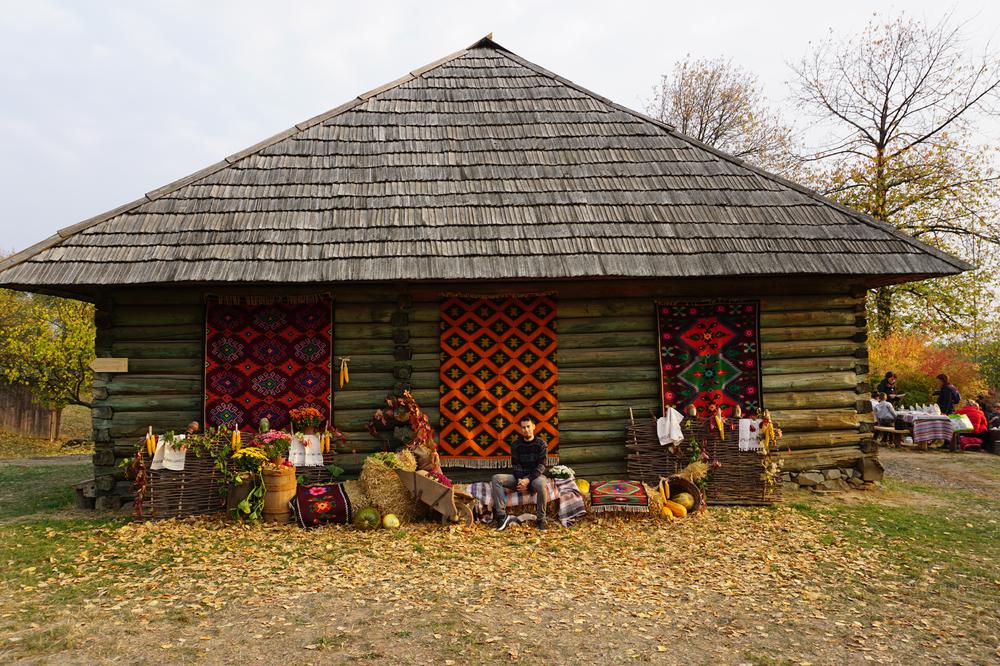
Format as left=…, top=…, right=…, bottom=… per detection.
left=791, top=479, right=1000, bottom=600
left=0, top=463, right=92, bottom=520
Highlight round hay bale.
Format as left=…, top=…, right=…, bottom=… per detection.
left=360, top=455, right=422, bottom=522
left=341, top=480, right=372, bottom=513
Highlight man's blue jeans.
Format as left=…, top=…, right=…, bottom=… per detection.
left=491, top=473, right=548, bottom=522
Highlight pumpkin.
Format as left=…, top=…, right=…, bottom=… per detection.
left=382, top=513, right=401, bottom=529
left=354, top=507, right=381, bottom=530
left=661, top=499, right=687, bottom=518
left=576, top=478, right=590, bottom=495
left=671, top=492, right=695, bottom=510
left=660, top=506, right=674, bottom=520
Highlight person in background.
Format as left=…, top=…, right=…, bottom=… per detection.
left=982, top=400, right=1000, bottom=430
left=869, top=391, right=879, bottom=415
left=935, top=373, right=961, bottom=415
left=874, top=393, right=897, bottom=427
left=955, top=399, right=988, bottom=450
left=876, top=372, right=904, bottom=404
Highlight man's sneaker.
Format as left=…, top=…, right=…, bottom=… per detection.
left=535, top=519, right=547, bottom=531
left=495, top=515, right=515, bottom=531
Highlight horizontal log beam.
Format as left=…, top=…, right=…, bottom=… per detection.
left=761, top=340, right=862, bottom=360
left=759, top=326, right=863, bottom=343
left=762, top=390, right=858, bottom=409
left=558, top=347, right=659, bottom=368
left=106, top=376, right=202, bottom=395
left=761, top=371, right=858, bottom=392
left=778, top=446, right=865, bottom=472
left=110, top=341, right=202, bottom=359
left=761, top=357, right=862, bottom=376
left=777, top=430, right=865, bottom=451
left=768, top=409, right=860, bottom=432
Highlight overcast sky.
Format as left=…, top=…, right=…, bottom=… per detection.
left=1, top=0, right=997, bottom=252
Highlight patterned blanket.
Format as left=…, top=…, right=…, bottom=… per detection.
left=656, top=301, right=762, bottom=418
left=590, top=479, right=649, bottom=513
left=439, top=295, right=558, bottom=467
left=911, top=416, right=954, bottom=443
left=205, top=296, right=333, bottom=432
left=466, top=477, right=585, bottom=527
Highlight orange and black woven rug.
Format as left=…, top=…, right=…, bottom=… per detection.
left=438, top=295, right=558, bottom=468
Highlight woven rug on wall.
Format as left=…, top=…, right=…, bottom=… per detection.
left=438, top=294, right=558, bottom=468
left=656, top=301, right=762, bottom=418
left=204, top=296, right=333, bottom=432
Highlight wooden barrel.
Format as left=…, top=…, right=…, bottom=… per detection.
left=262, top=467, right=296, bottom=524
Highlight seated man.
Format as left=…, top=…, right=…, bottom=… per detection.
left=492, top=415, right=549, bottom=531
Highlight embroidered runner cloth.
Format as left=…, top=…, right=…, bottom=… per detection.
left=589, top=479, right=649, bottom=513
left=656, top=301, right=762, bottom=418
left=292, top=483, right=352, bottom=528
left=205, top=297, right=333, bottom=432
left=465, top=477, right=585, bottom=527
left=439, top=295, right=558, bottom=467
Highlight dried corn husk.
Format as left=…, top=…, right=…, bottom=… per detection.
left=643, top=482, right=664, bottom=517
left=675, top=461, right=709, bottom=484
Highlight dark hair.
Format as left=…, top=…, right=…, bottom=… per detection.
left=878, top=392, right=887, bottom=400
left=518, top=415, right=535, bottom=426
left=871, top=391, right=879, bottom=398
left=884, top=371, right=895, bottom=379
left=937, top=373, right=950, bottom=384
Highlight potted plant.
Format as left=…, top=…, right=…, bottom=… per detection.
left=255, top=430, right=296, bottom=523
left=228, top=445, right=269, bottom=520
left=289, top=406, right=324, bottom=435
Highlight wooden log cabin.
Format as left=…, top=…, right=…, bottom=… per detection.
left=0, top=37, right=968, bottom=506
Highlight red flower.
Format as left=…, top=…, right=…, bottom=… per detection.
left=744, top=359, right=756, bottom=368
left=747, top=387, right=757, bottom=395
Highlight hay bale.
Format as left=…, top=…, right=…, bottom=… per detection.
left=341, top=480, right=372, bottom=513
left=395, top=449, right=417, bottom=472
left=359, top=455, right=422, bottom=522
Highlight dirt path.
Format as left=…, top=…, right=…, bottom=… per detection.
left=880, top=448, right=1000, bottom=494
left=0, top=454, right=90, bottom=467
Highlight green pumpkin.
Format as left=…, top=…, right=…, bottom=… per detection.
left=354, top=507, right=381, bottom=530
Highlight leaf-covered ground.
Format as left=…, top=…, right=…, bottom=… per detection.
left=1, top=450, right=998, bottom=665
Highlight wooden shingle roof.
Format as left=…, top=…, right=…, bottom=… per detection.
left=0, top=36, right=970, bottom=290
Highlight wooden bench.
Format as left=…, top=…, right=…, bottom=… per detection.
left=873, top=426, right=908, bottom=448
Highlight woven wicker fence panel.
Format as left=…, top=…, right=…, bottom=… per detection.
left=626, top=414, right=779, bottom=505
left=144, top=455, right=225, bottom=520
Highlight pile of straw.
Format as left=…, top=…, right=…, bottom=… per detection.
left=341, top=480, right=373, bottom=514
left=644, top=482, right=664, bottom=517
left=359, top=451, right=422, bottom=522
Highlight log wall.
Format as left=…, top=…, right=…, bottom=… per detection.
left=90, top=280, right=870, bottom=499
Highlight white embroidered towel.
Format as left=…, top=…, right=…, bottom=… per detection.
left=738, top=419, right=762, bottom=451
left=153, top=435, right=188, bottom=471
left=288, top=436, right=306, bottom=467
left=302, top=434, right=324, bottom=467
left=656, top=407, right=685, bottom=446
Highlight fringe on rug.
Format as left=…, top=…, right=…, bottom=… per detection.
left=439, top=455, right=560, bottom=469
left=208, top=293, right=332, bottom=305
left=439, top=291, right=556, bottom=299
left=589, top=505, right=651, bottom=514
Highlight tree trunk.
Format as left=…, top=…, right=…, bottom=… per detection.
left=873, top=286, right=893, bottom=337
